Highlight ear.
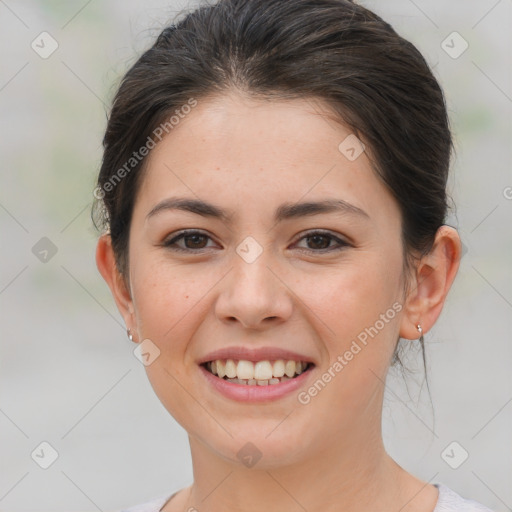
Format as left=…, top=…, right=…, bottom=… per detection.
left=399, top=225, right=462, bottom=340
left=96, top=233, right=138, bottom=341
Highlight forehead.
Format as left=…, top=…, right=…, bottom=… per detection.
left=134, top=92, right=400, bottom=229
left=157, top=93, right=354, bottom=168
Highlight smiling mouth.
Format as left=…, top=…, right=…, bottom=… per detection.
left=201, top=359, right=314, bottom=386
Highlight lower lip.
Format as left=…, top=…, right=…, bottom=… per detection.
left=199, top=364, right=315, bottom=403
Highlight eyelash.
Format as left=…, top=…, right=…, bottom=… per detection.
left=162, top=229, right=349, bottom=254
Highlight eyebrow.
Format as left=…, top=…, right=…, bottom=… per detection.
left=146, top=196, right=370, bottom=223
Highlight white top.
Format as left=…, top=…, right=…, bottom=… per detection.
left=120, top=483, right=494, bottom=512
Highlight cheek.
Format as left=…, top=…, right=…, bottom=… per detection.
left=292, top=258, right=403, bottom=423
left=130, top=257, right=209, bottom=349
left=299, top=251, right=403, bottom=360
left=129, top=260, right=213, bottom=424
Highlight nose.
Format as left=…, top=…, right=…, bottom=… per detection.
left=214, top=246, right=294, bottom=330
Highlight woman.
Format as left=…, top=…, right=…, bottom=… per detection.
left=93, top=0, right=494, bottom=510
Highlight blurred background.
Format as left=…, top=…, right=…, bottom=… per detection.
left=0, top=1, right=510, bottom=511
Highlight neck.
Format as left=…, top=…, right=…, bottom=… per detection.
left=182, top=427, right=416, bottom=512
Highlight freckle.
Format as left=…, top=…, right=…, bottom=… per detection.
left=185, top=295, right=189, bottom=299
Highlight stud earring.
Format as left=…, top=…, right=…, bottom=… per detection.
left=127, top=328, right=134, bottom=342
left=416, top=324, right=424, bottom=344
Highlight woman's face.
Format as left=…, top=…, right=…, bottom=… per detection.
left=121, top=93, right=410, bottom=466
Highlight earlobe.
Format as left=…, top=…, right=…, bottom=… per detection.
left=95, top=234, right=136, bottom=329
left=399, top=226, right=462, bottom=340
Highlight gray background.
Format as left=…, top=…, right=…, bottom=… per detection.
left=1, top=1, right=511, bottom=511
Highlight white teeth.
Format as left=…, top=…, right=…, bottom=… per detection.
left=205, top=358, right=310, bottom=383
left=254, top=361, right=273, bottom=381
left=237, top=360, right=254, bottom=380
left=272, top=359, right=285, bottom=378
left=284, top=360, right=296, bottom=378
left=225, top=359, right=237, bottom=378
left=217, top=360, right=226, bottom=378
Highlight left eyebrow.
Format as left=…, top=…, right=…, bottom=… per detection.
left=145, top=197, right=370, bottom=223
left=275, top=199, right=370, bottom=222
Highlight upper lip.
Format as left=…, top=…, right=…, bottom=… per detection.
left=197, top=346, right=316, bottom=365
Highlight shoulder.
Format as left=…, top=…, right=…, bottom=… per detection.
left=119, top=491, right=176, bottom=512
left=434, top=483, right=495, bottom=512
left=118, top=484, right=496, bottom=512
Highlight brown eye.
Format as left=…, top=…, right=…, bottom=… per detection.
left=306, top=234, right=332, bottom=250
left=294, top=230, right=349, bottom=253
left=182, top=233, right=208, bottom=249
left=163, top=230, right=215, bottom=252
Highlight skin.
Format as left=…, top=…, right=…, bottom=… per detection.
left=96, top=91, right=461, bottom=512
